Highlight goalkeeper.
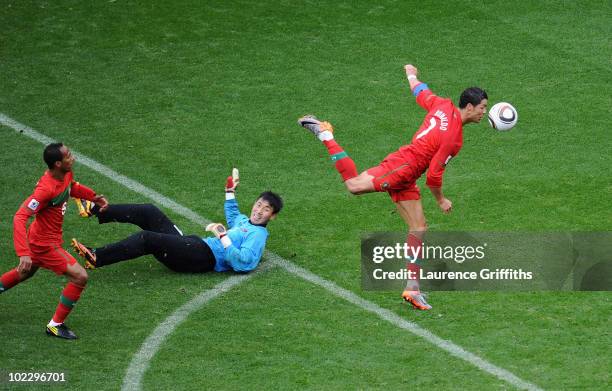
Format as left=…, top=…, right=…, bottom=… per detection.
left=70, top=169, right=282, bottom=273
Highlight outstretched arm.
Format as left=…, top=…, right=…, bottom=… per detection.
left=224, top=168, right=241, bottom=228
left=71, top=181, right=109, bottom=212
left=405, top=64, right=422, bottom=90
left=404, top=64, right=444, bottom=111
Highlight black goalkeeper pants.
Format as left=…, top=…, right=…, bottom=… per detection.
left=93, top=204, right=216, bottom=273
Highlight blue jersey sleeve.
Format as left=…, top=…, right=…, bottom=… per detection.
left=223, top=229, right=268, bottom=272
left=224, top=198, right=241, bottom=228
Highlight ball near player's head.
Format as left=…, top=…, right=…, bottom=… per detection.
left=488, top=102, right=518, bottom=131
left=458, top=87, right=488, bottom=124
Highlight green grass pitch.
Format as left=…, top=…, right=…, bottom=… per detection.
left=1, top=1, right=610, bottom=389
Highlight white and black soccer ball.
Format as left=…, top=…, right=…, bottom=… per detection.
left=488, top=102, right=518, bottom=131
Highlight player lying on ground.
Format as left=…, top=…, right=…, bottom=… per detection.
left=71, top=169, right=282, bottom=273
left=0, top=143, right=109, bottom=339
left=298, top=64, right=488, bottom=310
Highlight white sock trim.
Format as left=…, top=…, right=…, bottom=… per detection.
left=317, top=131, right=334, bottom=142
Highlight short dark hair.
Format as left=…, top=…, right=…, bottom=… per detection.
left=43, top=143, right=64, bottom=169
left=258, top=191, right=283, bottom=214
left=458, top=87, right=488, bottom=109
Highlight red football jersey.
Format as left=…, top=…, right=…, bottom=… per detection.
left=398, top=88, right=463, bottom=188
left=13, top=171, right=96, bottom=257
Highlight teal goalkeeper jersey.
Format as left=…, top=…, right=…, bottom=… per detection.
left=203, top=198, right=269, bottom=272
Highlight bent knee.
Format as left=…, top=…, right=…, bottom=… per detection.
left=140, top=230, right=156, bottom=241
left=345, top=179, right=369, bottom=195
left=70, top=270, right=88, bottom=286
left=345, top=181, right=361, bottom=195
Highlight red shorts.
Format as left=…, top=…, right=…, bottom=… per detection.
left=29, top=243, right=77, bottom=275
left=367, top=150, right=421, bottom=202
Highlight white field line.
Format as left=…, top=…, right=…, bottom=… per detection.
left=122, top=262, right=273, bottom=391
left=1, top=113, right=543, bottom=391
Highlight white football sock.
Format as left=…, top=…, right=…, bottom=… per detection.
left=318, top=130, right=334, bottom=142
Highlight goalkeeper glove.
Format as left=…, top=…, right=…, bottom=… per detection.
left=225, top=168, right=239, bottom=192
left=206, top=223, right=232, bottom=248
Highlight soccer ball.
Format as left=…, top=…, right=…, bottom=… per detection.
left=488, top=102, right=518, bottom=131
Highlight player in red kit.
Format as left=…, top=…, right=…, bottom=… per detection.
left=0, top=143, right=108, bottom=339
left=298, top=64, right=488, bottom=310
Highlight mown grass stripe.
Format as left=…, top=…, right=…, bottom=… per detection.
left=1, top=113, right=543, bottom=391
left=122, top=263, right=274, bottom=391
